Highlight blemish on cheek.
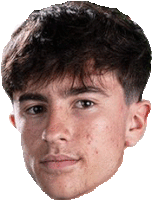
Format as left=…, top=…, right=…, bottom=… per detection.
left=95, top=150, right=98, bottom=154
left=86, top=134, right=93, bottom=145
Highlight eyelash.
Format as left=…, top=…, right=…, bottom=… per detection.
left=25, top=100, right=95, bottom=116
left=26, top=105, right=47, bottom=115
left=75, top=100, right=95, bottom=109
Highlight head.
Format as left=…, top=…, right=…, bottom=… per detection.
left=1, top=1, right=151, bottom=200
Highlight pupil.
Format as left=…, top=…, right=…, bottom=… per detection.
left=82, top=101, right=91, bottom=107
left=34, top=106, right=42, bottom=113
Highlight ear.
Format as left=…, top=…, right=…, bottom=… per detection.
left=125, top=100, right=151, bottom=148
left=9, top=113, right=16, bottom=128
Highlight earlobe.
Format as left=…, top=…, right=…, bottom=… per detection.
left=9, top=114, right=16, bottom=128
left=125, top=100, right=151, bottom=148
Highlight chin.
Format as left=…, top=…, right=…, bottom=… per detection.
left=40, top=185, right=84, bottom=200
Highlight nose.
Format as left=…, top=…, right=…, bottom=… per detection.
left=42, top=110, right=71, bottom=144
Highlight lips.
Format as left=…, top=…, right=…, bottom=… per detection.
left=40, top=154, right=80, bottom=170
left=41, top=154, right=79, bottom=162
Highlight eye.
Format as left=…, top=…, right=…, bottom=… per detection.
left=26, top=105, right=46, bottom=115
left=75, top=100, right=95, bottom=109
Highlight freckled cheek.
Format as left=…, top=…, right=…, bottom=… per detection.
left=81, top=116, right=124, bottom=151
left=102, top=120, right=126, bottom=151
left=75, top=116, right=105, bottom=147
left=19, top=120, right=45, bottom=152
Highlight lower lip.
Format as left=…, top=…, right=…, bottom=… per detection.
left=42, top=160, right=78, bottom=170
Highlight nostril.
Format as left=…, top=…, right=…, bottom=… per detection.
left=60, top=138, right=66, bottom=141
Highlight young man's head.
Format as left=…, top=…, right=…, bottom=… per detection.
left=1, top=1, right=151, bottom=200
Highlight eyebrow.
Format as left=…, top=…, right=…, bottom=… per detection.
left=19, top=93, right=48, bottom=103
left=18, top=86, right=109, bottom=103
left=64, top=86, right=109, bottom=97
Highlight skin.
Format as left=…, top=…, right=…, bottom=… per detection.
left=10, top=72, right=151, bottom=200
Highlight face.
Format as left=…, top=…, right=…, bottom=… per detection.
left=12, top=73, right=131, bottom=200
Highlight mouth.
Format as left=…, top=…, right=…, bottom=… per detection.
left=40, top=154, right=80, bottom=170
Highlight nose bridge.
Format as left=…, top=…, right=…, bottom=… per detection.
left=42, top=105, right=70, bottom=142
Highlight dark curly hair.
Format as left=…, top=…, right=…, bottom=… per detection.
left=1, top=1, right=151, bottom=104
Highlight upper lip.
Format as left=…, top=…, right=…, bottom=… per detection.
left=41, top=154, right=79, bottom=162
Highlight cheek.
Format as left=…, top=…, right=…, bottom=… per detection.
left=75, top=114, right=126, bottom=185
left=78, top=113, right=126, bottom=156
left=16, top=118, right=45, bottom=156
left=75, top=115, right=106, bottom=157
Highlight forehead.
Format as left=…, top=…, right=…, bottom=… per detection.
left=13, top=72, right=125, bottom=101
